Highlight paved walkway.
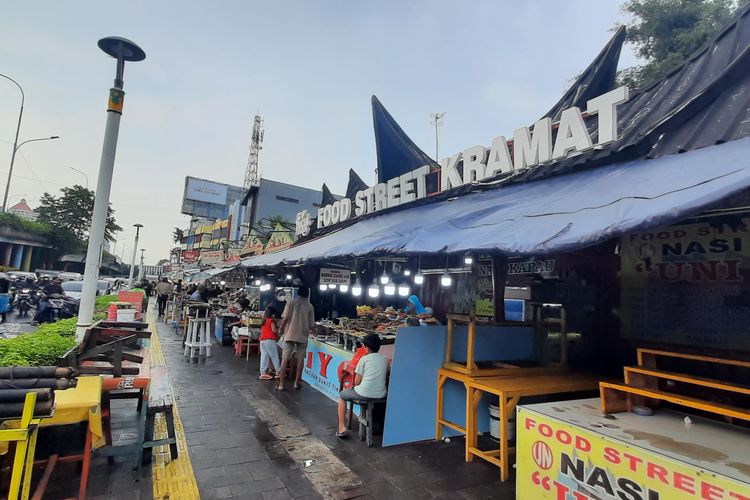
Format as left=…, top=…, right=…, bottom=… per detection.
left=155, top=315, right=516, bottom=499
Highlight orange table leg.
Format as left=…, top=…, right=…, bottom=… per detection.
left=499, top=392, right=508, bottom=481
left=79, top=427, right=92, bottom=500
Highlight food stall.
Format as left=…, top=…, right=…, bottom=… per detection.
left=238, top=5, right=750, bottom=491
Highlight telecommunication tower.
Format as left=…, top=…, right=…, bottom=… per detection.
left=244, top=114, right=264, bottom=195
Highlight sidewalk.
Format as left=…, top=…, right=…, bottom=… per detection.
left=156, top=316, right=516, bottom=499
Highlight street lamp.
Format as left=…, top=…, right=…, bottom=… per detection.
left=1, top=73, right=23, bottom=211
left=138, top=248, right=146, bottom=282
left=69, top=167, right=89, bottom=189
left=77, top=36, right=146, bottom=340
left=128, top=224, right=143, bottom=287
left=2, top=135, right=59, bottom=212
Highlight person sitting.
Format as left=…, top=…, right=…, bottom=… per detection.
left=336, top=333, right=388, bottom=438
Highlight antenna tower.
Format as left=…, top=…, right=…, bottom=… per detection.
left=244, top=114, right=264, bottom=195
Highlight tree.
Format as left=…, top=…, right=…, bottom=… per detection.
left=616, top=0, right=738, bottom=87
left=173, top=227, right=184, bottom=244
left=36, top=184, right=122, bottom=242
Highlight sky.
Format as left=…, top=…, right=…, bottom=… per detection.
left=0, top=1, right=638, bottom=265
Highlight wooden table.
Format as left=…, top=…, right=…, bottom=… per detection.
left=466, top=373, right=599, bottom=481
left=435, top=368, right=485, bottom=440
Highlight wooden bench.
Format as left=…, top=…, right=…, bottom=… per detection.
left=601, top=348, right=750, bottom=422
left=141, top=363, right=177, bottom=463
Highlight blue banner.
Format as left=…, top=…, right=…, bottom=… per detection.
left=302, top=338, right=354, bottom=403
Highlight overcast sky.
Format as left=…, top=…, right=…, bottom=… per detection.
left=0, top=1, right=637, bottom=264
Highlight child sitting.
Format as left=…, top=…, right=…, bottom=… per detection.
left=259, top=306, right=281, bottom=380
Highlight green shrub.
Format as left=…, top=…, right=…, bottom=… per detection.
left=95, top=295, right=118, bottom=312
left=0, top=332, right=76, bottom=366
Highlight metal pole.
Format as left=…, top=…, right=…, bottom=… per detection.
left=138, top=249, right=145, bottom=282
left=1, top=74, right=23, bottom=213
left=77, top=87, right=124, bottom=339
left=435, top=121, right=439, bottom=161
left=128, top=227, right=140, bottom=287
left=69, top=167, right=89, bottom=189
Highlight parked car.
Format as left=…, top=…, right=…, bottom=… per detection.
left=8, top=271, right=37, bottom=282
left=60, top=280, right=109, bottom=300
left=58, top=272, right=83, bottom=282
left=35, top=269, right=60, bottom=280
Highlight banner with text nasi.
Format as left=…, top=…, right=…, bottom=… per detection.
left=621, top=216, right=750, bottom=351
left=516, top=407, right=750, bottom=500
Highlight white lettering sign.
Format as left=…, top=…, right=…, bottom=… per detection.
left=319, top=268, right=351, bottom=285
left=298, top=87, right=629, bottom=234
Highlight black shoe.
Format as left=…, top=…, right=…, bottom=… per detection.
left=336, top=430, right=349, bottom=439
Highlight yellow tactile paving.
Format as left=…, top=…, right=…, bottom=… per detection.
left=148, top=314, right=201, bottom=500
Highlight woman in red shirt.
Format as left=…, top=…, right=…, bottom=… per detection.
left=259, top=306, right=281, bottom=380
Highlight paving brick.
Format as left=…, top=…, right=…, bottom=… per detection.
left=260, top=488, right=294, bottom=500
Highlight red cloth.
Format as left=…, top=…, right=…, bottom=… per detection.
left=260, top=319, right=277, bottom=341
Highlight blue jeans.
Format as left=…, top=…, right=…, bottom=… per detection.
left=34, top=300, right=50, bottom=322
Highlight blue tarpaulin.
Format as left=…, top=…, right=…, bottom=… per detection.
left=242, top=138, right=750, bottom=268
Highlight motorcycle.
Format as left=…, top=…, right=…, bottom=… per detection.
left=14, top=289, right=33, bottom=317
left=37, top=293, right=78, bottom=324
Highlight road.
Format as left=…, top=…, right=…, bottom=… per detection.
left=0, top=307, right=36, bottom=338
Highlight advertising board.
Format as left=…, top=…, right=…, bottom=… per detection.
left=301, top=338, right=354, bottom=402
left=516, top=406, right=750, bottom=500
left=185, top=177, right=228, bottom=205
left=319, top=268, right=351, bottom=286
left=621, top=216, right=750, bottom=351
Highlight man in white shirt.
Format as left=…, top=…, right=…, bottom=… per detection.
left=336, top=333, right=389, bottom=438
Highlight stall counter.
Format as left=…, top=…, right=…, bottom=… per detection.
left=516, top=398, right=750, bottom=499
left=301, top=336, right=394, bottom=403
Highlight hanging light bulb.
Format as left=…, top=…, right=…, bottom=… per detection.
left=384, top=283, right=396, bottom=296
left=254, top=279, right=261, bottom=286
left=285, top=274, right=292, bottom=280
left=413, top=256, right=424, bottom=285
left=351, top=283, right=362, bottom=296
left=319, top=283, right=327, bottom=291
left=380, top=264, right=389, bottom=284
left=339, top=284, right=349, bottom=293
left=367, top=284, right=380, bottom=298
left=328, top=283, right=336, bottom=289
left=398, top=285, right=410, bottom=297
left=404, top=269, right=411, bottom=276
left=441, top=273, right=452, bottom=287
left=464, top=253, right=473, bottom=265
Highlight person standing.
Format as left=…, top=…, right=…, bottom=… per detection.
left=258, top=306, right=281, bottom=380
left=155, top=277, right=173, bottom=317
left=277, top=286, right=315, bottom=391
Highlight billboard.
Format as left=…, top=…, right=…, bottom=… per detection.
left=516, top=406, right=750, bottom=500
left=184, top=177, right=229, bottom=205
left=621, top=216, right=750, bottom=351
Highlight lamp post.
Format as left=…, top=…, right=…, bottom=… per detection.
left=128, top=224, right=143, bottom=287
left=2, top=136, right=59, bottom=212
left=1, top=73, right=23, bottom=211
left=77, top=37, right=146, bottom=340
left=138, top=249, right=146, bottom=282
left=69, top=167, right=89, bottom=189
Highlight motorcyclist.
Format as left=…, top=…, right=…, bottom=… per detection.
left=0, top=273, right=10, bottom=323
left=31, top=277, right=65, bottom=325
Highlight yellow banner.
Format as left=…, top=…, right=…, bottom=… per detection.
left=517, top=408, right=750, bottom=500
